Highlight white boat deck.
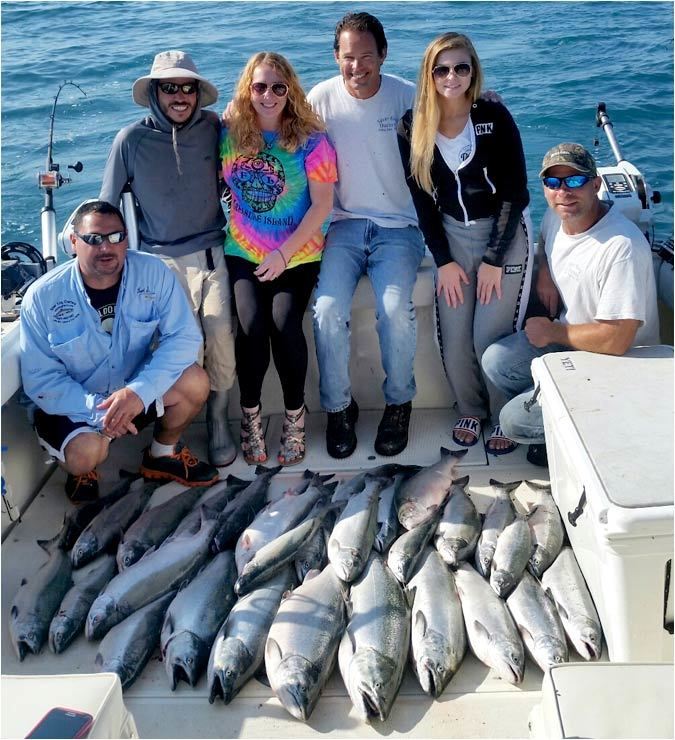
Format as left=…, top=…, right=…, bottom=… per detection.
left=1, top=409, right=605, bottom=739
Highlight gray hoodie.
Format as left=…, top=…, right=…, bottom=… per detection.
left=100, top=84, right=226, bottom=258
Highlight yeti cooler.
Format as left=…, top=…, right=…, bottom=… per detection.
left=531, top=346, right=674, bottom=661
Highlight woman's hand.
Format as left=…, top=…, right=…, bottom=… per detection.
left=437, top=262, right=470, bottom=308
left=254, top=249, right=287, bottom=282
left=477, top=262, right=503, bottom=305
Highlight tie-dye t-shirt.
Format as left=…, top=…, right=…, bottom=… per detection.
left=220, top=128, right=337, bottom=267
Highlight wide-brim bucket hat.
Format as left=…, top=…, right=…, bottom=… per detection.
left=132, top=50, right=218, bottom=107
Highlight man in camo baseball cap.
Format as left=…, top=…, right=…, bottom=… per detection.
left=539, top=142, right=598, bottom=177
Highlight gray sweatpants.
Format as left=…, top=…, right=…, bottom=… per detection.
left=435, top=211, right=533, bottom=424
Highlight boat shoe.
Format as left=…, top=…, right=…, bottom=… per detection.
left=140, top=443, right=219, bottom=487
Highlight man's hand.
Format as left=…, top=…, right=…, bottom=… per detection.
left=437, top=262, right=470, bottom=308
left=524, top=316, right=557, bottom=348
left=536, top=262, right=560, bottom=317
left=477, top=262, right=502, bottom=305
left=97, top=388, right=144, bottom=438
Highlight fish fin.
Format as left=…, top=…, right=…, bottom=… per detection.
left=226, top=474, right=249, bottom=485
left=241, top=533, right=251, bottom=547
left=405, top=584, right=416, bottom=609
left=136, top=545, right=157, bottom=563
left=520, top=625, right=534, bottom=645
left=36, top=529, right=64, bottom=553
left=452, top=475, right=470, bottom=487
left=413, top=609, right=427, bottom=638
left=163, top=612, right=174, bottom=634
left=10, top=605, right=18, bottom=618
left=324, top=480, right=339, bottom=494
left=524, top=480, right=552, bottom=492
left=473, top=620, right=491, bottom=641
left=318, top=472, right=335, bottom=483
left=94, top=652, right=104, bottom=667
left=265, top=637, right=282, bottom=665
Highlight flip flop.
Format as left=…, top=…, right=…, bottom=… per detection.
left=452, top=416, right=482, bottom=447
left=486, top=424, right=519, bottom=456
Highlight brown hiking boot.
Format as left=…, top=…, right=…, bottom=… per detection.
left=65, top=470, right=99, bottom=503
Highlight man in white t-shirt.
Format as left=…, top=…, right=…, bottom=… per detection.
left=309, top=11, right=426, bottom=459
left=482, top=142, right=659, bottom=466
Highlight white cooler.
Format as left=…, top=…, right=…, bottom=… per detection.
left=531, top=346, right=674, bottom=661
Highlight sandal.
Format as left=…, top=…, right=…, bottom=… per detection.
left=486, top=424, right=519, bottom=456
left=452, top=416, right=482, bottom=447
left=278, top=406, right=306, bottom=467
left=240, top=405, right=268, bottom=465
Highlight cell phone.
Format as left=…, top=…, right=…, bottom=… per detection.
left=25, top=707, right=94, bottom=739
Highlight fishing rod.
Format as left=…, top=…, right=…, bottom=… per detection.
left=38, top=80, right=86, bottom=262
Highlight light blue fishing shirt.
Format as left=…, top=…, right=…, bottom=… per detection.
left=20, top=250, right=201, bottom=427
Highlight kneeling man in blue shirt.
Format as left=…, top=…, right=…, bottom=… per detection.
left=20, top=200, right=219, bottom=502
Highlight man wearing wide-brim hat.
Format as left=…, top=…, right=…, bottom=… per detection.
left=101, top=50, right=237, bottom=467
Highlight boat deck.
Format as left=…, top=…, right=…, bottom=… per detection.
left=1, top=409, right=604, bottom=739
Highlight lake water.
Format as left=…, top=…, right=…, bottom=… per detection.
left=1, top=1, right=673, bottom=252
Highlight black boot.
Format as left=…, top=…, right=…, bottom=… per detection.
left=375, top=401, right=412, bottom=456
left=207, top=390, right=237, bottom=467
left=526, top=443, right=548, bottom=468
left=326, top=398, right=359, bottom=459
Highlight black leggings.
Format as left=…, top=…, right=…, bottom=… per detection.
left=227, top=256, right=319, bottom=410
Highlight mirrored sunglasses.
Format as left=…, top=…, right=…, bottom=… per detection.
left=432, top=63, right=472, bottom=79
left=542, top=174, right=593, bottom=190
left=158, top=81, right=199, bottom=95
left=250, top=81, right=289, bottom=97
left=74, top=230, right=127, bottom=246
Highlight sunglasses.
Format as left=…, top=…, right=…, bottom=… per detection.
left=158, top=81, right=199, bottom=95
left=74, top=230, right=127, bottom=246
left=542, top=174, right=593, bottom=190
left=432, top=63, right=472, bottom=79
left=250, top=81, right=289, bottom=97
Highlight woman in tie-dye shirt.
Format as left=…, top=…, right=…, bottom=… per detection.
left=221, top=51, right=337, bottom=467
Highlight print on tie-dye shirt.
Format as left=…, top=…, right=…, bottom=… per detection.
left=221, top=129, right=337, bottom=267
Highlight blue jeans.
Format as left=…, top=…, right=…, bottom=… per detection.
left=312, top=219, right=425, bottom=412
left=481, top=330, right=566, bottom=444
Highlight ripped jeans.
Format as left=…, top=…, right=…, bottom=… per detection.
left=312, top=218, right=425, bottom=412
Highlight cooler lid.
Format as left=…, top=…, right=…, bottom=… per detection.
left=535, top=346, right=674, bottom=509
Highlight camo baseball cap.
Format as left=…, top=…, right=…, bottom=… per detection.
left=539, top=143, right=597, bottom=177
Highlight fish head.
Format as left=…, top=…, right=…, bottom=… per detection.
left=528, top=546, right=549, bottom=579
left=96, top=656, right=131, bottom=689
left=490, top=569, right=518, bottom=599
left=164, top=631, right=207, bottom=689
left=332, top=546, right=363, bottom=582
left=436, top=538, right=463, bottom=568
left=209, top=638, right=252, bottom=704
left=348, top=647, right=399, bottom=722
left=71, top=532, right=98, bottom=568
left=273, top=655, right=321, bottom=722
left=533, top=634, right=568, bottom=668
left=48, top=614, right=75, bottom=654
left=489, top=636, right=524, bottom=685
left=86, top=594, right=117, bottom=640
left=475, top=545, right=495, bottom=578
left=10, top=613, right=43, bottom=661
left=397, top=500, right=427, bottom=531
left=413, top=630, right=454, bottom=698
left=574, top=618, right=602, bottom=660
left=117, top=541, right=146, bottom=571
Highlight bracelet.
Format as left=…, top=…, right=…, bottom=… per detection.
left=276, top=249, right=287, bottom=268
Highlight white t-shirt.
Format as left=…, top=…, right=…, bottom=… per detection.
left=435, top=119, right=472, bottom=173
left=308, top=73, right=417, bottom=228
left=541, top=204, right=660, bottom=346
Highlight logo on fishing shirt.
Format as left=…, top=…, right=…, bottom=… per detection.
left=378, top=115, right=398, bottom=133
left=475, top=122, right=494, bottom=135
left=50, top=299, right=79, bottom=324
